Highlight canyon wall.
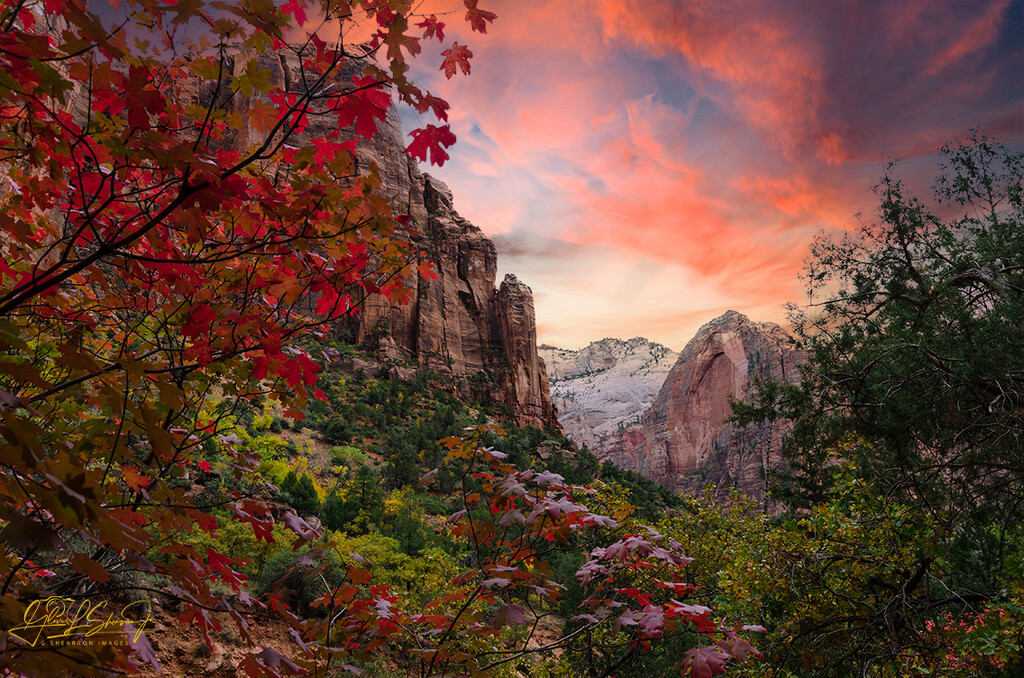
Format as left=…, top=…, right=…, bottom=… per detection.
left=540, top=338, right=679, bottom=453
left=236, top=55, right=561, bottom=430
left=169, top=50, right=559, bottom=429
left=349, top=168, right=558, bottom=430
left=600, top=311, right=802, bottom=500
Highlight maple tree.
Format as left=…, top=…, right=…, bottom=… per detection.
left=287, top=425, right=763, bottom=677
left=0, top=0, right=763, bottom=676
left=0, top=0, right=472, bottom=673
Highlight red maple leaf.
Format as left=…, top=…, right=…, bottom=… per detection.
left=125, top=625, right=162, bottom=675
left=313, top=283, right=339, bottom=315
left=418, top=260, right=439, bottom=281
left=125, top=64, right=164, bottom=131
left=412, top=91, right=450, bottom=121
left=70, top=553, right=110, bottom=584
left=249, top=99, right=278, bottom=133
left=406, top=124, right=456, bottom=166
left=122, top=465, right=150, bottom=491
left=416, top=14, right=445, bottom=42
left=440, top=43, right=472, bottom=79
left=336, top=75, right=391, bottom=140
left=281, top=0, right=306, bottom=25
left=182, top=303, right=215, bottom=338
left=680, top=646, right=731, bottom=678
left=464, top=0, right=497, bottom=33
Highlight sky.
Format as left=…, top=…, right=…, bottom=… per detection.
left=398, top=0, right=1024, bottom=350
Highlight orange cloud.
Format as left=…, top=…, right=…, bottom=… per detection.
left=403, top=0, right=1022, bottom=347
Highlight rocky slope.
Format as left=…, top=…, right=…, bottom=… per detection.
left=539, top=338, right=679, bottom=453
left=600, top=311, right=802, bottom=501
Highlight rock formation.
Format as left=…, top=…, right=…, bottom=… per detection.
left=279, top=57, right=557, bottom=429
left=348, top=168, right=558, bottom=430
left=601, top=311, right=802, bottom=501
left=497, top=275, right=558, bottom=428
left=174, top=49, right=559, bottom=429
left=539, top=338, right=679, bottom=453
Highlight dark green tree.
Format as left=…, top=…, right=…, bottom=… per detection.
left=384, top=442, right=422, bottom=488
left=318, top=466, right=385, bottom=535
left=732, top=132, right=1024, bottom=673
left=383, top=510, right=428, bottom=556
left=280, top=471, right=321, bottom=518
left=321, top=492, right=354, bottom=533
left=779, top=133, right=1022, bottom=524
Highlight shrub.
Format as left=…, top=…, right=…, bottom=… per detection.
left=280, top=471, right=321, bottom=517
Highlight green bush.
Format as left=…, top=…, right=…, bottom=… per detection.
left=329, top=445, right=367, bottom=468
left=280, top=471, right=321, bottom=517
left=319, top=419, right=351, bottom=444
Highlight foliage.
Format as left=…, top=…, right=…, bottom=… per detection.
left=329, top=445, right=367, bottom=469
left=745, top=133, right=1024, bottom=511
left=737, top=465, right=944, bottom=674
left=181, top=511, right=295, bottom=593
left=913, top=601, right=1024, bottom=675
left=380, top=487, right=429, bottom=556
left=598, top=459, right=687, bottom=521
left=730, top=133, right=1024, bottom=675
left=281, top=425, right=763, bottom=677
left=657, top=465, right=1024, bottom=677
left=0, top=0, right=494, bottom=674
left=321, top=464, right=383, bottom=535
left=280, top=471, right=320, bottom=517
left=0, top=0, right=772, bottom=674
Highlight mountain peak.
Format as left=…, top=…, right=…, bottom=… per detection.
left=601, top=314, right=803, bottom=502
left=538, top=338, right=680, bottom=452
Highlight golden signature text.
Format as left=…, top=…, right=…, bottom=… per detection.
left=9, top=596, right=153, bottom=647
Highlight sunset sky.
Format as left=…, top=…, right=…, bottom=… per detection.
left=400, top=0, right=1024, bottom=350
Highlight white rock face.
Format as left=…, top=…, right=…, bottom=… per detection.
left=539, top=338, right=679, bottom=453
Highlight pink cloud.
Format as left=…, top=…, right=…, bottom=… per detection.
left=923, top=1, right=1009, bottom=76
left=400, top=0, right=1022, bottom=347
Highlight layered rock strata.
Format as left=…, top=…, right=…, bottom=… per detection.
left=349, top=172, right=558, bottom=430
left=601, top=311, right=801, bottom=500
left=175, top=49, right=559, bottom=429
left=539, top=338, right=679, bottom=453
left=261, top=56, right=559, bottom=429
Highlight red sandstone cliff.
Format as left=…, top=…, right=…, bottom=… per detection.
left=204, top=51, right=559, bottom=430
left=497, top=274, right=557, bottom=429
left=350, top=171, right=558, bottom=430
left=601, top=311, right=801, bottom=500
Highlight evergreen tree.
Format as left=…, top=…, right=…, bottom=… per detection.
left=731, top=133, right=1024, bottom=672
left=321, top=492, right=353, bottom=533
left=280, top=471, right=321, bottom=517
left=343, top=465, right=385, bottom=535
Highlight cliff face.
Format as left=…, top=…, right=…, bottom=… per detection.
left=263, top=57, right=559, bottom=430
left=351, top=168, right=558, bottom=430
left=179, top=50, right=559, bottom=429
left=601, top=311, right=801, bottom=500
left=539, top=338, right=679, bottom=453
left=497, top=275, right=557, bottom=428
